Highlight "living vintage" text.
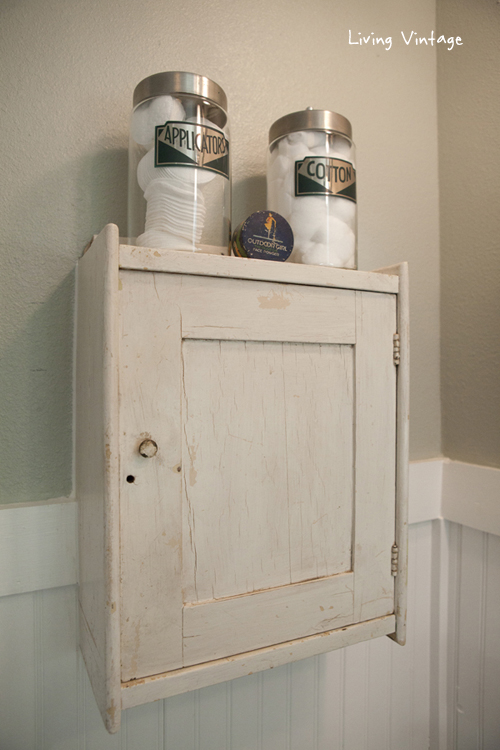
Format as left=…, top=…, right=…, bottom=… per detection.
left=349, top=30, right=463, bottom=51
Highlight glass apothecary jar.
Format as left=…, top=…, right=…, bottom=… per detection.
left=267, top=108, right=357, bottom=268
left=128, top=71, right=231, bottom=255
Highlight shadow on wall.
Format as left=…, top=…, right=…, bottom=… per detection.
left=232, top=174, right=267, bottom=227
left=0, top=145, right=129, bottom=504
left=75, top=145, right=129, bottom=244
left=0, top=271, right=74, bottom=504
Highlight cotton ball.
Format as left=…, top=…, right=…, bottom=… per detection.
left=281, top=167, right=295, bottom=197
left=304, top=131, right=328, bottom=150
left=310, top=225, right=327, bottom=244
left=131, top=96, right=186, bottom=148
left=288, top=214, right=322, bottom=246
left=325, top=217, right=356, bottom=265
left=299, top=241, right=334, bottom=266
left=302, top=243, right=328, bottom=266
left=267, top=177, right=283, bottom=210
left=267, top=179, right=293, bottom=219
left=268, top=143, right=280, bottom=168
left=269, top=154, right=290, bottom=180
left=301, top=241, right=347, bottom=267
left=288, top=197, right=326, bottom=246
left=289, top=238, right=313, bottom=264
left=278, top=137, right=314, bottom=162
left=291, top=195, right=329, bottom=222
left=287, top=130, right=306, bottom=145
left=331, top=135, right=352, bottom=157
left=287, top=142, right=316, bottom=161
left=276, top=191, right=293, bottom=220
left=328, top=197, right=356, bottom=230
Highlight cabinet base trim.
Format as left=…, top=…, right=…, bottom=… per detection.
left=121, top=614, right=396, bottom=709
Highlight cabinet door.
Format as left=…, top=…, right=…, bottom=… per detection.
left=119, top=271, right=396, bottom=681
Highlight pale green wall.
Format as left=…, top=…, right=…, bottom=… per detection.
left=0, top=0, right=441, bottom=504
left=438, top=0, right=500, bottom=468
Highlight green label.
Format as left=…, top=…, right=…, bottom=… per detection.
left=155, top=121, right=230, bottom=179
left=295, top=156, right=356, bottom=201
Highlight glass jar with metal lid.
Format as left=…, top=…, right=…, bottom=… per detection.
left=128, top=71, right=230, bottom=255
left=267, top=108, right=356, bottom=268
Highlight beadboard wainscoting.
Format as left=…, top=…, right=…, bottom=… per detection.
left=0, top=459, right=499, bottom=749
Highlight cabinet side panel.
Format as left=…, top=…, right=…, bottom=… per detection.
left=394, top=263, right=409, bottom=644
left=119, top=271, right=183, bottom=681
left=76, top=224, right=121, bottom=732
left=353, top=291, right=397, bottom=623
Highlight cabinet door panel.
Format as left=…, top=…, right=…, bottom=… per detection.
left=175, top=274, right=356, bottom=344
left=119, top=273, right=183, bottom=682
left=181, top=339, right=353, bottom=605
left=183, top=572, right=354, bottom=667
left=119, top=271, right=396, bottom=679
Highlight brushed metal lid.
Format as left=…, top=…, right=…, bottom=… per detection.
left=133, top=71, right=227, bottom=111
left=269, top=108, right=352, bottom=144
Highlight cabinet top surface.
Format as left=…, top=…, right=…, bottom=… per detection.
left=117, top=243, right=400, bottom=295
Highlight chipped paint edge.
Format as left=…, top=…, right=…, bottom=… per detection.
left=121, top=615, right=396, bottom=709
left=76, top=224, right=122, bottom=733
left=118, top=237, right=399, bottom=295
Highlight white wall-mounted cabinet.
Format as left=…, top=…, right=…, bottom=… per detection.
left=76, top=224, right=409, bottom=733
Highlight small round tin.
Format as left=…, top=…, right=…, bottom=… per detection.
left=232, top=211, right=294, bottom=262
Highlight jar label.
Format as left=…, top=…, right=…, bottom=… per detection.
left=295, top=157, right=356, bottom=201
left=155, top=121, right=230, bottom=178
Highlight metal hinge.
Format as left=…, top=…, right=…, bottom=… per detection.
left=393, top=333, right=401, bottom=366
left=391, top=544, right=399, bottom=576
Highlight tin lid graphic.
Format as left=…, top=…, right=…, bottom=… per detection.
left=232, top=211, right=294, bottom=262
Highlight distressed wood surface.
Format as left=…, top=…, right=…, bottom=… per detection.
left=118, top=237, right=399, bottom=294
left=119, top=271, right=183, bottom=682
left=284, top=343, right=353, bottom=583
left=116, top=267, right=399, bottom=687
left=76, top=227, right=408, bottom=728
left=76, top=223, right=121, bottom=732
left=181, top=340, right=353, bottom=605
left=375, top=262, right=409, bottom=645
left=181, top=339, right=293, bottom=603
left=122, top=615, right=396, bottom=710
left=353, top=290, right=397, bottom=624
left=171, top=273, right=356, bottom=344
left=183, top=573, right=354, bottom=667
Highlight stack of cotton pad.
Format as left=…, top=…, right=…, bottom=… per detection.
left=132, top=96, right=218, bottom=251
left=267, top=130, right=356, bottom=268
